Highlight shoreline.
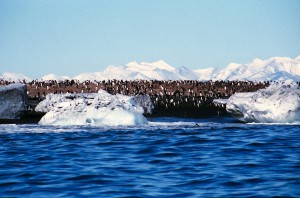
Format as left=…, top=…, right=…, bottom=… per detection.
left=0, top=80, right=272, bottom=124
left=0, top=105, right=230, bottom=124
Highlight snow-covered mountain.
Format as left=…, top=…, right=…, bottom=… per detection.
left=194, top=67, right=219, bottom=81
left=41, top=74, right=71, bottom=81
left=74, top=56, right=300, bottom=82
left=73, top=60, right=198, bottom=81
left=1, top=55, right=300, bottom=82
left=177, top=66, right=200, bottom=80
left=214, top=56, right=300, bottom=81
left=0, top=72, right=32, bottom=82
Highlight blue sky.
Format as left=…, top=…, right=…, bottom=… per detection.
left=0, top=0, right=299, bottom=78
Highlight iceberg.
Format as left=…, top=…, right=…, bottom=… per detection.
left=226, top=81, right=300, bottom=123
left=36, top=90, right=153, bottom=126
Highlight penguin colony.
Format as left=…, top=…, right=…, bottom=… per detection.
left=1, top=79, right=288, bottom=117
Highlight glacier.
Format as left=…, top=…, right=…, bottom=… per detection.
left=226, top=81, right=300, bottom=123
left=36, top=90, right=153, bottom=126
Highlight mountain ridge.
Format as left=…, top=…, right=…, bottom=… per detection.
left=1, top=55, right=299, bottom=82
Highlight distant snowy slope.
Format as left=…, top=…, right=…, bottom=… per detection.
left=74, top=55, right=300, bottom=82
left=74, top=60, right=200, bottom=81
left=127, top=60, right=176, bottom=72
left=177, top=66, right=200, bottom=80
left=2, top=55, right=300, bottom=82
left=125, top=60, right=178, bottom=80
left=74, top=66, right=143, bottom=81
left=214, top=56, right=300, bottom=81
left=0, top=72, right=32, bottom=82
left=41, top=74, right=71, bottom=81
left=194, top=67, right=219, bottom=81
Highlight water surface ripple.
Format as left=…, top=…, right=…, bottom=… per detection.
left=0, top=118, right=299, bottom=197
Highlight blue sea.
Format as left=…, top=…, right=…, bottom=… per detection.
left=0, top=117, right=299, bottom=197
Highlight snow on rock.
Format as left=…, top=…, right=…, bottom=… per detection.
left=36, top=90, right=153, bottom=126
left=226, top=81, right=300, bottom=123
left=0, top=83, right=28, bottom=119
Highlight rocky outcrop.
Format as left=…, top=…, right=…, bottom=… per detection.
left=0, top=83, right=28, bottom=119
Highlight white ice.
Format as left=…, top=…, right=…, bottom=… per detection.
left=213, top=98, right=228, bottom=105
left=36, top=90, right=153, bottom=126
left=226, top=81, right=300, bottom=123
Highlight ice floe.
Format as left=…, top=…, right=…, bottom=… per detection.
left=36, top=90, right=153, bottom=126
left=226, top=81, right=300, bottom=123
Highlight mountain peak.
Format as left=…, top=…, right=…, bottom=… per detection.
left=147, top=60, right=175, bottom=71
left=2, top=55, right=299, bottom=82
left=126, top=61, right=139, bottom=66
left=252, top=58, right=263, bottom=64
left=152, top=60, right=168, bottom=65
left=126, top=60, right=176, bottom=72
left=227, top=63, right=241, bottom=70
left=214, top=55, right=300, bottom=81
left=268, top=56, right=293, bottom=63
left=0, top=72, right=32, bottom=82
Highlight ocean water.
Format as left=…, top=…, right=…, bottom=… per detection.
left=0, top=117, right=299, bottom=197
